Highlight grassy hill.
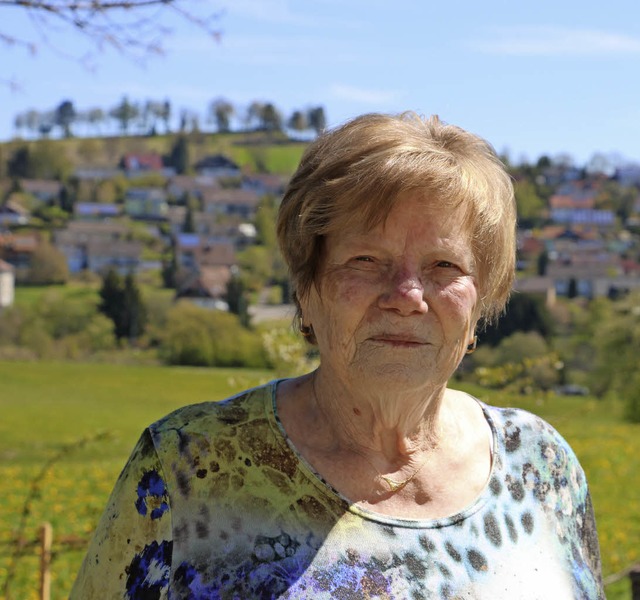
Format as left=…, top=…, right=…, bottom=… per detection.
left=0, top=129, right=309, bottom=176
left=1, top=361, right=637, bottom=599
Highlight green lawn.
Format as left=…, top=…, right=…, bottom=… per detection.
left=1, top=362, right=637, bottom=599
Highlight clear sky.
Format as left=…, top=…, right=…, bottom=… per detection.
left=2, top=0, right=640, bottom=166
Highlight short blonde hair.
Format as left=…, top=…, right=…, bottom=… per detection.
left=277, top=112, right=516, bottom=326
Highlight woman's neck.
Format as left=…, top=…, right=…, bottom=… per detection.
left=307, top=367, right=447, bottom=462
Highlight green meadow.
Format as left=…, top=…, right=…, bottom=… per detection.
left=1, top=361, right=637, bottom=599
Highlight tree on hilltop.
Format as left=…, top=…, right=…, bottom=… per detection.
left=54, top=100, right=76, bottom=138
left=109, top=96, right=139, bottom=134
left=209, top=98, right=235, bottom=133
left=245, top=102, right=266, bottom=131
left=287, top=110, right=308, bottom=133
left=307, top=106, right=327, bottom=135
left=261, top=103, right=283, bottom=132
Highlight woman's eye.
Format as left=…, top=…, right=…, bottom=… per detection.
left=355, top=256, right=374, bottom=262
left=436, top=260, right=457, bottom=269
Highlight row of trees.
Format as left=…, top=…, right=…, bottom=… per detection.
left=12, top=97, right=327, bottom=139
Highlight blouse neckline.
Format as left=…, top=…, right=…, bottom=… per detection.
left=267, top=378, right=500, bottom=530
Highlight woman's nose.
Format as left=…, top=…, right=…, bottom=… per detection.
left=378, top=269, right=429, bottom=315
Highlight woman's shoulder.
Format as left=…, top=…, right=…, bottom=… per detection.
left=479, top=401, right=585, bottom=477
left=481, top=401, right=564, bottom=440
left=148, top=380, right=277, bottom=439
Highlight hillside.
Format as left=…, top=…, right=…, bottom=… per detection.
left=0, top=129, right=309, bottom=176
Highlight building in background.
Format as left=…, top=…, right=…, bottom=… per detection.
left=0, top=259, right=15, bottom=308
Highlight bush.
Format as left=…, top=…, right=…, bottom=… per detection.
left=260, top=321, right=319, bottom=377
left=0, top=288, right=116, bottom=359
left=159, top=302, right=268, bottom=368
left=25, top=242, right=69, bottom=285
left=470, top=331, right=561, bottom=392
left=38, top=289, right=98, bottom=338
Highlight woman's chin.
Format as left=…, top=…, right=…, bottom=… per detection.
left=353, top=361, right=443, bottom=391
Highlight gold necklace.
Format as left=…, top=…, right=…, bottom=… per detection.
left=354, top=448, right=430, bottom=493
left=309, top=370, right=432, bottom=494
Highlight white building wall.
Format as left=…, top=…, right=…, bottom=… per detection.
left=0, top=270, right=15, bottom=308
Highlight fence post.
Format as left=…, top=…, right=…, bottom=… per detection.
left=39, top=522, right=52, bottom=600
left=631, top=567, right=640, bottom=600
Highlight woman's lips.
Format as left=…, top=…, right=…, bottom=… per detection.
left=369, top=335, right=428, bottom=347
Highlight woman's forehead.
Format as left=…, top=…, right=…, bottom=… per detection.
left=335, top=192, right=472, bottom=237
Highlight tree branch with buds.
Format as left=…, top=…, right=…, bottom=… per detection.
left=0, top=0, right=222, bottom=65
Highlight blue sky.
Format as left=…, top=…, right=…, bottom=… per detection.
left=2, top=0, right=640, bottom=166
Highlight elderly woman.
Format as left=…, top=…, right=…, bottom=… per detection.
left=72, top=113, right=603, bottom=599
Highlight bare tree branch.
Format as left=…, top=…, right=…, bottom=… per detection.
left=0, top=0, right=222, bottom=65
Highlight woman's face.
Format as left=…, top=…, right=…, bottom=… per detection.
left=300, top=191, right=480, bottom=394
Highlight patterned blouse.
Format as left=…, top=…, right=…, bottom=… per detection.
left=71, top=381, right=604, bottom=599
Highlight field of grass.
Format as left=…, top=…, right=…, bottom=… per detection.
left=0, top=361, right=271, bottom=599
left=1, top=362, right=637, bottom=599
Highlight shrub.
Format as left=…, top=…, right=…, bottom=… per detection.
left=260, top=321, right=319, bottom=377
left=159, top=302, right=268, bottom=368
left=470, top=332, right=561, bottom=393
left=25, top=242, right=69, bottom=285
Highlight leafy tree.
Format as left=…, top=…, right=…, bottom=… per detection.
left=99, top=269, right=124, bottom=329
left=13, top=113, right=26, bottom=136
left=7, top=142, right=72, bottom=180
left=495, top=331, right=550, bottom=365
left=596, top=180, right=638, bottom=223
left=480, top=292, right=554, bottom=347
left=236, top=245, right=273, bottom=292
left=307, top=106, right=327, bottom=135
left=31, top=203, right=70, bottom=228
left=38, top=120, right=54, bottom=138
left=7, top=146, right=30, bottom=178
left=159, top=302, right=267, bottom=367
left=537, top=250, right=549, bottom=276
left=58, top=183, right=75, bottom=213
left=245, top=101, right=265, bottom=130
left=86, top=107, right=106, bottom=135
left=514, top=179, right=545, bottom=226
left=236, top=195, right=287, bottom=293
left=287, top=110, right=307, bottom=132
left=167, top=135, right=190, bottom=174
left=24, top=109, right=41, bottom=136
left=161, top=247, right=178, bottom=289
left=29, top=140, right=73, bottom=179
left=25, top=242, right=69, bottom=284
left=536, top=155, right=552, bottom=169
left=254, top=195, right=279, bottom=248
left=90, top=179, right=119, bottom=204
left=183, top=204, right=195, bottom=233
left=122, top=273, right=148, bottom=341
left=260, top=103, right=282, bottom=132
left=179, top=109, right=200, bottom=134
left=54, top=99, right=76, bottom=138
left=209, top=98, right=234, bottom=133
left=98, top=269, right=147, bottom=342
left=109, top=96, right=139, bottom=134
left=588, top=292, right=640, bottom=421
left=160, top=99, right=172, bottom=134
left=225, top=273, right=250, bottom=327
